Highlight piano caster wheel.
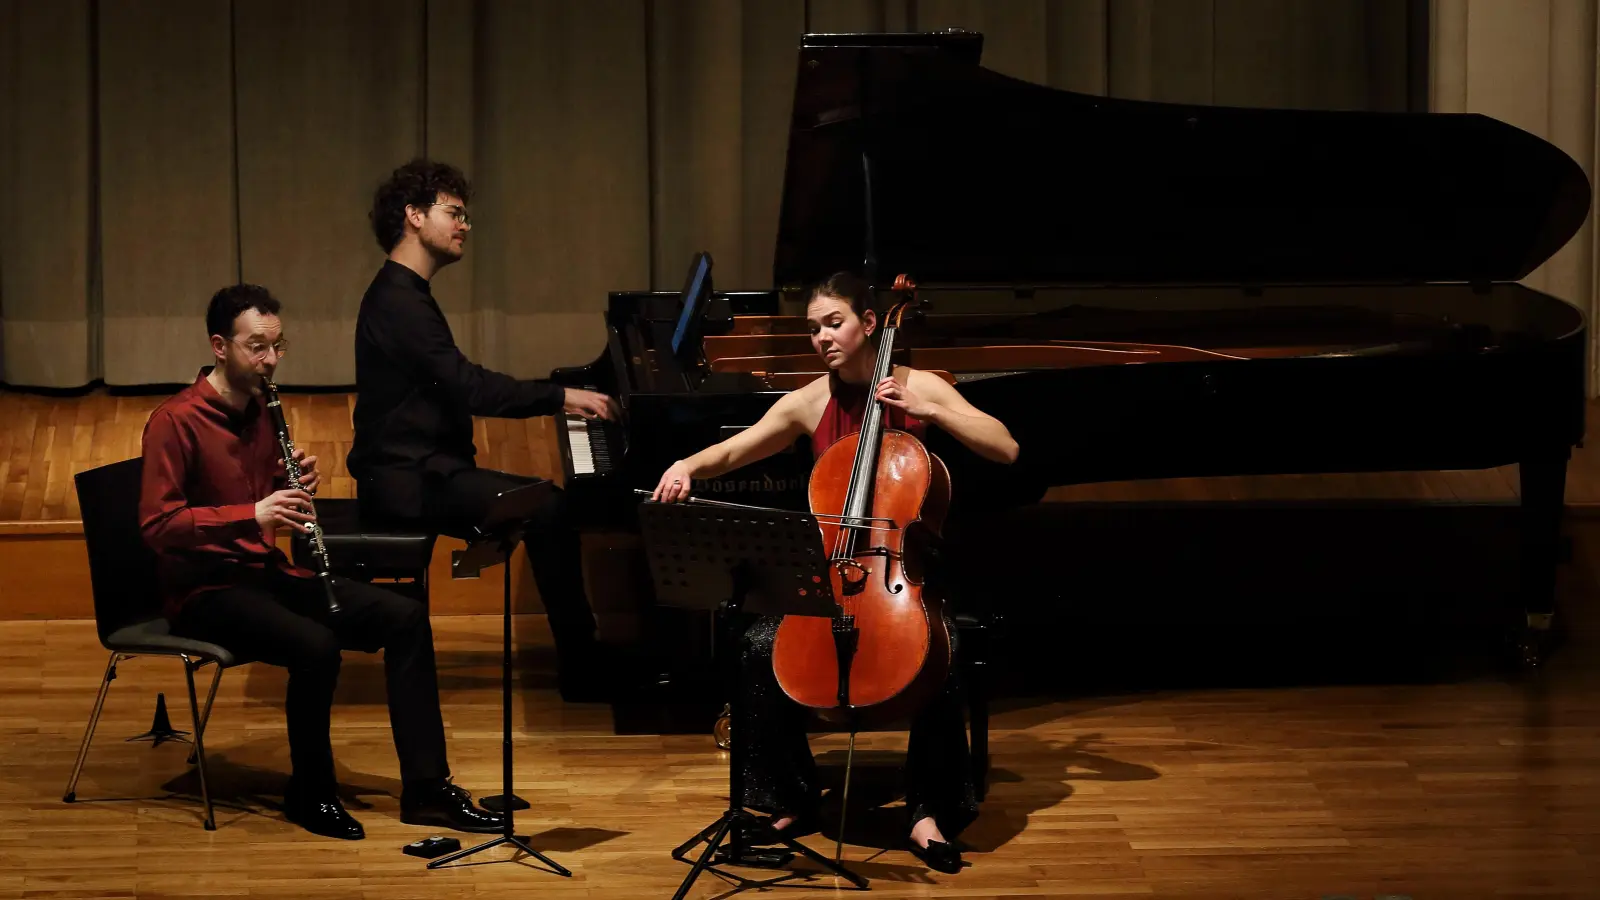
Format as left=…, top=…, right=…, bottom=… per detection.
left=713, top=702, right=731, bottom=750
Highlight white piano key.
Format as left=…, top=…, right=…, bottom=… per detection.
left=564, top=414, right=599, bottom=474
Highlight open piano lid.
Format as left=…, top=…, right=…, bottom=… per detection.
left=773, top=31, right=1593, bottom=291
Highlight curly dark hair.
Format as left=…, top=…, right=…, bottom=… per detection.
left=369, top=158, right=473, bottom=253
left=205, top=283, right=281, bottom=340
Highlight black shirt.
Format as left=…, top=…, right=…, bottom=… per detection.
left=347, top=260, right=564, bottom=518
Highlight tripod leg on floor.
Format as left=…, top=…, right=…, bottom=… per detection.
left=779, top=829, right=871, bottom=890
left=672, top=814, right=728, bottom=859
left=671, top=813, right=736, bottom=900
left=506, top=835, right=572, bottom=877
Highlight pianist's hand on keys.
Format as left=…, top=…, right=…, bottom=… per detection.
left=564, top=413, right=616, bottom=475
left=562, top=387, right=620, bottom=422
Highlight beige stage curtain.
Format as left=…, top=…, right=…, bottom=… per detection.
left=1431, top=0, right=1600, bottom=394
left=3, top=0, right=1427, bottom=389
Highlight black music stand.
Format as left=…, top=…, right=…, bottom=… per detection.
left=637, top=499, right=870, bottom=898
left=426, top=481, right=570, bottom=876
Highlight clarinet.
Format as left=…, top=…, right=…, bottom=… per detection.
left=263, top=377, right=341, bottom=615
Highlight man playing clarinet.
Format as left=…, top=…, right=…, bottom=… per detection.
left=140, top=283, right=505, bottom=840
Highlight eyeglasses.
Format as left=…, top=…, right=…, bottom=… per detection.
left=431, top=203, right=471, bottom=226
left=232, top=337, right=289, bottom=360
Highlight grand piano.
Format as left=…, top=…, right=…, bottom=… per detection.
left=554, top=30, right=1590, bottom=719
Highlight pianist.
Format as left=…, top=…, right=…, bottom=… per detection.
left=651, top=271, right=1018, bottom=874
left=348, top=158, right=621, bottom=702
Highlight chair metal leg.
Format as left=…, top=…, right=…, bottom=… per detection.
left=63, top=652, right=122, bottom=802
left=181, top=656, right=216, bottom=830
left=185, top=663, right=224, bottom=767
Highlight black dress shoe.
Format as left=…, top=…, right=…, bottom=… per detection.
left=400, top=782, right=507, bottom=834
left=283, top=783, right=365, bottom=840
left=908, top=838, right=963, bottom=874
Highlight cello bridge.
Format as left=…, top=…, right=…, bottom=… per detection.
left=834, top=558, right=869, bottom=596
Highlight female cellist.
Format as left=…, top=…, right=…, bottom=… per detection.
left=650, top=271, right=1019, bottom=874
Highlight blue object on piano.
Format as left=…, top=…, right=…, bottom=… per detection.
left=670, top=251, right=713, bottom=361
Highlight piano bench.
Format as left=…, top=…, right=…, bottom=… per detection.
left=952, top=609, right=1001, bottom=802
left=291, top=499, right=437, bottom=609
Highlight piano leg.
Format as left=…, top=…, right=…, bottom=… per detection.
left=1517, top=449, right=1571, bottom=668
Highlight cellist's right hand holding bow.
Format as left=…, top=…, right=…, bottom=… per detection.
left=651, top=461, right=694, bottom=503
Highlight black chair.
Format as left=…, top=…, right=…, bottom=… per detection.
left=952, top=609, right=1000, bottom=801
left=924, top=531, right=1001, bottom=801
left=63, top=457, right=242, bottom=830
left=291, top=499, right=436, bottom=606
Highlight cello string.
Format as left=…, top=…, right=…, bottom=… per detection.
left=833, top=317, right=898, bottom=564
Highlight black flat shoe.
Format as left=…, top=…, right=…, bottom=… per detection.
left=283, top=783, right=365, bottom=840
left=738, top=812, right=819, bottom=846
left=908, top=838, right=963, bottom=874
left=400, top=782, right=507, bottom=834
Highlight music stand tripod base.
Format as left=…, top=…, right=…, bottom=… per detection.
left=426, top=482, right=569, bottom=877
left=637, top=500, right=870, bottom=897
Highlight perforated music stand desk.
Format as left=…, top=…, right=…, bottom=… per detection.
left=635, top=499, right=868, bottom=897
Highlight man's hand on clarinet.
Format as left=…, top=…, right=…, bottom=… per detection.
left=257, top=489, right=316, bottom=537
left=563, top=387, right=621, bottom=421
left=281, top=447, right=320, bottom=494
left=651, top=460, right=694, bottom=503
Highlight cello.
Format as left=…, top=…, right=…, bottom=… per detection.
left=771, top=274, right=953, bottom=731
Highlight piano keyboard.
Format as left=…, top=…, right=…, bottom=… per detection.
left=563, top=412, right=618, bottom=476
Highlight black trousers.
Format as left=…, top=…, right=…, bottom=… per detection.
left=734, top=613, right=980, bottom=839
left=171, top=568, right=448, bottom=793
left=412, top=468, right=597, bottom=659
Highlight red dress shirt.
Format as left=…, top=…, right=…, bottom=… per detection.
left=139, top=368, right=314, bottom=618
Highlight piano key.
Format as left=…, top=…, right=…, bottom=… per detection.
left=562, top=413, right=615, bottom=476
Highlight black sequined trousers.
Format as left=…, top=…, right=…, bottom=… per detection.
left=733, top=612, right=979, bottom=839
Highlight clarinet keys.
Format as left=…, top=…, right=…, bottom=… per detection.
left=263, top=377, right=342, bottom=615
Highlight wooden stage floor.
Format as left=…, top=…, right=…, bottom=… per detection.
left=7, top=522, right=1600, bottom=899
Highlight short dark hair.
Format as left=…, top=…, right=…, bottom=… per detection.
left=206, top=283, right=281, bottom=340
left=807, top=271, right=873, bottom=317
left=370, top=158, right=473, bottom=253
